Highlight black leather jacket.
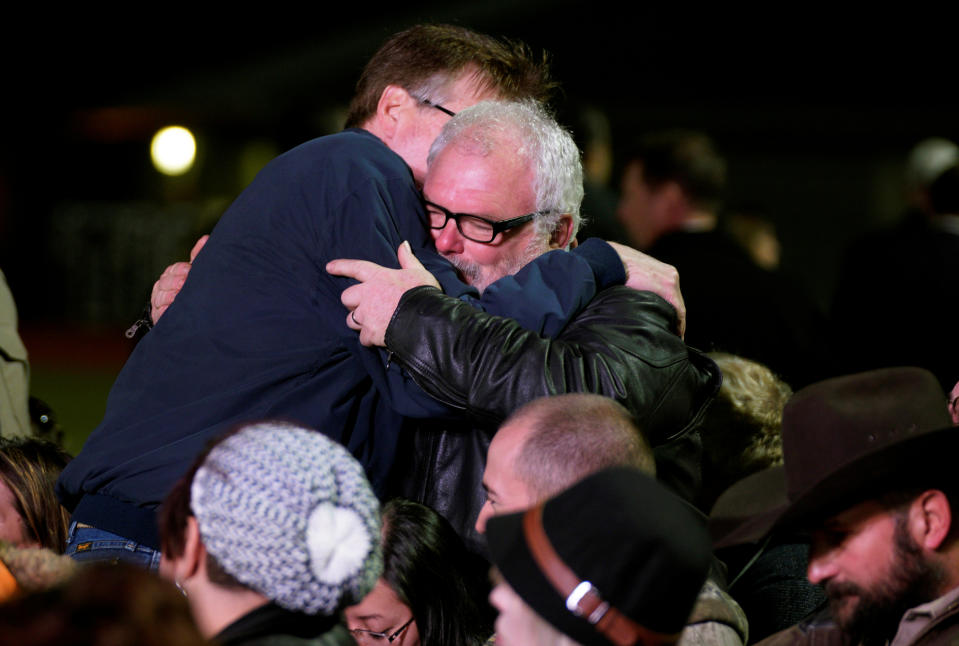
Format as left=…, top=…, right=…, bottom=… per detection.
left=384, top=285, right=721, bottom=553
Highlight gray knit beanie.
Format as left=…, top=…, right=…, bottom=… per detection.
left=190, top=421, right=382, bottom=614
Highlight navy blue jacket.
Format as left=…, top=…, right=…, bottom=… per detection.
left=57, top=129, right=622, bottom=548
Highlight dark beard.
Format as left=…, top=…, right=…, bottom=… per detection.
left=826, top=518, right=944, bottom=646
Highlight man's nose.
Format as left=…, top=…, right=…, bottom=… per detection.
left=432, top=219, right=464, bottom=254
left=474, top=501, right=492, bottom=535
left=806, top=547, right=838, bottom=585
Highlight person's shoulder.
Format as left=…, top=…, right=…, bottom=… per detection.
left=566, top=287, right=685, bottom=354
left=264, top=129, right=411, bottom=192
left=280, top=129, right=400, bottom=169
left=288, top=128, right=382, bottom=154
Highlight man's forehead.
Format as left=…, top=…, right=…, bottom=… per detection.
left=448, top=67, right=501, bottom=103
left=493, top=417, right=533, bottom=456
left=423, top=145, right=534, bottom=220
left=434, top=69, right=501, bottom=115
left=487, top=421, right=533, bottom=480
left=817, top=499, right=891, bottom=532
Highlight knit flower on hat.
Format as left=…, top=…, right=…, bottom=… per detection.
left=307, top=503, right=374, bottom=584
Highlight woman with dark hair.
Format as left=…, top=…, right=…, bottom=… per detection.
left=0, top=438, right=71, bottom=551
left=345, top=499, right=492, bottom=646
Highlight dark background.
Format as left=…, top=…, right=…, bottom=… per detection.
left=2, top=5, right=957, bottom=448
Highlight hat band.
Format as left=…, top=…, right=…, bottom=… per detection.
left=522, top=505, right=679, bottom=646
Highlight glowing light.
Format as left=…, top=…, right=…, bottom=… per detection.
left=151, top=126, right=196, bottom=176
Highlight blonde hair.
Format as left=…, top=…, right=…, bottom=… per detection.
left=0, top=439, right=71, bottom=551
left=699, top=353, right=791, bottom=511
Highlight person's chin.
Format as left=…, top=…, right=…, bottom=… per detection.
left=830, top=594, right=861, bottom=631
left=493, top=617, right=511, bottom=646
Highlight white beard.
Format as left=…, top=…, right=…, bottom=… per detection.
left=442, top=238, right=546, bottom=294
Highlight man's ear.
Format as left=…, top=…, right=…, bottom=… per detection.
left=910, top=490, right=953, bottom=551
left=374, top=85, right=414, bottom=141
left=549, top=214, right=575, bottom=249
left=171, top=516, right=207, bottom=583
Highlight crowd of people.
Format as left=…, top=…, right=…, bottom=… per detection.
left=1, top=22, right=958, bottom=646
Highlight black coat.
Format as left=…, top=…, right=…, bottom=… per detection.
left=384, top=285, right=721, bottom=553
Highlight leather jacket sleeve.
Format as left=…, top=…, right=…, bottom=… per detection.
left=384, top=284, right=720, bottom=446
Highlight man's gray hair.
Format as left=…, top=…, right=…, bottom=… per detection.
left=428, top=99, right=584, bottom=243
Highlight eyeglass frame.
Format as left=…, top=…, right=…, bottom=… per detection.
left=348, top=616, right=415, bottom=643
left=424, top=199, right=552, bottom=244
left=415, top=96, right=456, bottom=117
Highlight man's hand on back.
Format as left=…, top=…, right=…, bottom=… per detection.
left=327, top=241, right=440, bottom=347
left=606, top=241, right=686, bottom=339
left=150, top=235, right=208, bottom=325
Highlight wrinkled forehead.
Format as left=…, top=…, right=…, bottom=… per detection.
left=427, top=118, right=532, bottom=181
left=423, top=143, right=534, bottom=213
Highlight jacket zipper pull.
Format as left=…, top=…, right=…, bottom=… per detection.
left=124, top=306, right=154, bottom=339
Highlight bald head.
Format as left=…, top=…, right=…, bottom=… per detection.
left=476, top=394, right=654, bottom=533
left=511, top=394, right=655, bottom=499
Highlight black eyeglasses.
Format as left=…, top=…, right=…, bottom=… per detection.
left=348, top=617, right=414, bottom=644
left=417, top=97, right=456, bottom=117
left=424, top=199, right=549, bottom=243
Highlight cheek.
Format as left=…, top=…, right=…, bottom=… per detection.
left=619, top=182, right=645, bottom=214
left=408, top=157, right=429, bottom=186
left=401, top=620, right=420, bottom=646
left=397, top=133, right=432, bottom=187
left=464, top=243, right=497, bottom=265
left=410, top=122, right=446, bottom=181
left=0, top=504, right=26, bottom=546
left=454, top=240, right=502, bottom=269
left=468, top=232, right=535, bottom=268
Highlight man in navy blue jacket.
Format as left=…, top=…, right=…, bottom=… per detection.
left=56, top=25, right=633, bottom=566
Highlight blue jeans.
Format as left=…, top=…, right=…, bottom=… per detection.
left=64, top=522, right=161, bottom=571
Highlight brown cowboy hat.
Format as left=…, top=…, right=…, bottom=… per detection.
left=710, top=367, right=954, bottom=548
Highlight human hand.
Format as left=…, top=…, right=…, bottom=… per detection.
left=150, top=235, right=208, bottom=324
left=326, top=241, right=440, bottom=347
left=606, top=240, right=686, bottom=339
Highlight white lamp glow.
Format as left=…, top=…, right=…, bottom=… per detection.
left=151, top=126, right=196, bottom=176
